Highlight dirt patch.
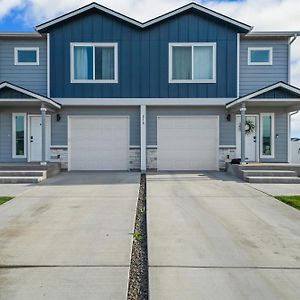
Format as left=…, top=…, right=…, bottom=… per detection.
left=127, top=174, right=148, bottom=300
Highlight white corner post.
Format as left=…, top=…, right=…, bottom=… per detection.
left=240, top=102, right=247, bottom=164
left=40, top=103, right=47, bottom=165
left=140, top=105, right=147, bottom=173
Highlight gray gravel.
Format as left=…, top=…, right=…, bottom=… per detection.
left=127, top=174, right=148, bottom=300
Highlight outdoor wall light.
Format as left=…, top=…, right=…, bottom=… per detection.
left=226, top=114, right=231, bottom=122
left=56, top=114, right=61, bottom=122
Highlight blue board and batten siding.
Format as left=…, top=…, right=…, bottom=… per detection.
left=239, top=38, right=289, bottom=96
left=48, top=10, right=239, bottom=98
left=0, top=38, right=47, bottom=96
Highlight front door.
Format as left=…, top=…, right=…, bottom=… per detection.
left=29, top=115, right=51, bottom=161
left=236, top=115, right=257, bottom=162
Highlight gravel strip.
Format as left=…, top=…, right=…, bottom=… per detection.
left=127, top=174, right=148, bottom=300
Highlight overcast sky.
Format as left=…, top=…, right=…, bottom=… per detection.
left=1, top=0, right=300, bottom=137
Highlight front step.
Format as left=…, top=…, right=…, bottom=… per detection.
left=0, top=170, right=46, bottom=177
left=242, top=170, right=297, bottom=177
left=246, top=176, right=300, bottom=184
left=0, top=163, right=60, bottom=183
left=0, top=176, right=44, bottom=184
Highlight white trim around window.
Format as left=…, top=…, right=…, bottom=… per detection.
left=260, top=113, right=275, bottom=159
left=14, top=47, right=40, bottom=65
left=12, top=113, right=27, bottom=159
left=248, top=47, right=273, bottom=66
left=70, top=42, right=118, bottom=83
left=169, top=42, right=217, bottom=83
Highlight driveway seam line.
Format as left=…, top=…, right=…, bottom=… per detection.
left=149, top=265, right=300, bottom=270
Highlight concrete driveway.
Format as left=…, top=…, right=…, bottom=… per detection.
left=147, top=172, right=300, bottom=300
left=0, top=171, right=140, bottom=300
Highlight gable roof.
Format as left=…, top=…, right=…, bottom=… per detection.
left=36, top=2, right=252, bottom=32
left=0, top=82, right=61, bottom=109
left=226, top=81, right=300, bottom=109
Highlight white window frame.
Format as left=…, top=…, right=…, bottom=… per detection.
left=260, top=112, right=275, bottom=159
left=12, top=113, right=27, bottom=159
left=70, top=42, right=118, bottom=83
left=169, top=42, right=217, bottom=84
left=14, top=47, right=40, bottom=66
left=248, top=47, right=273, bottom=66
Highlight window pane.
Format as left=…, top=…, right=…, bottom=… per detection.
left=74, top=46, right=93, bottom=80
left=15, top=115, right=25, bottom=156
left=251, top=50, right=270, bottom=63
left=262, top=115, right=272, bottom=155
left=18, top=50, right=37, bottom=63
left=95, top=47, right=115, bottom=80
left=194, top=46, right=213, bottom=80
left=172, top=46, right=192, bottom=80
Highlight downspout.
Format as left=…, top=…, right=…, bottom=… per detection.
left=288, top=34, right=298, bottom=83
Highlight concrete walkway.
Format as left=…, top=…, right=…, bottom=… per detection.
left=250, top=183, right=300, bottom=196
left=0, top=171, right=140, bottom=300
left=147, top=172, right=300, bottom=300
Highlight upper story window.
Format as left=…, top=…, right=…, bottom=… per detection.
left=14, top=48, right=39, bottom=65
left=169, top=43, right=216, bottom=83
left=248, top=47, right=273, bottom=65
left=71, top=43, right=118, bottom=83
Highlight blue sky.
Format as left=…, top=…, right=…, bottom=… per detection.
left=1, top=0, right=300, bottom=136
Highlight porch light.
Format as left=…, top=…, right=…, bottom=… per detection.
left=56, top=114, right=61, bottom=122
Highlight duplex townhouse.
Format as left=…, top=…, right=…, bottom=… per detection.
left=1, top=2, right=300, bottom=172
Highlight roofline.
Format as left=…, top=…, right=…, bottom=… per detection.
left=36, top=2, right=252, bottom=32
left=0, top=32, right=43, bottom=38
left=226, top=81, right=300, bottom=109
left=246, top=31, right=300, bottom=37
left=0, top=82, right=61, bottom=109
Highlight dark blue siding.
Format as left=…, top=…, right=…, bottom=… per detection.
left=254, top=87, right=300, bottom=99
left=49, top=11, right=238, bottom=98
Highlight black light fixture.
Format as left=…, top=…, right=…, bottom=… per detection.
left=56, top=114, right=61, bottom=122
left=226, top=114, right=231, bottom=122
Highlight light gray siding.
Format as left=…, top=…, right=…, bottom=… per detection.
left=0, top=38, right=47, bottom=96
left=147, top=106, right=235, bottom=146
left=240, top=38, right=289, bottom=96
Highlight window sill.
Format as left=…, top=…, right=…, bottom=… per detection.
left=169, top=79, right=216, bottom=84
left=71, top=80, right=118, bottom=84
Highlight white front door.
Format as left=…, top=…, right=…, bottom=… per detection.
left=29, top=115, right=51, bottom=161
left=236, top=115, right=257, bottom=162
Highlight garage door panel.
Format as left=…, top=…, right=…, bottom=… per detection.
left=157, top=116, right=218, bottom=171
left=69, top=116, right=129, bottom=171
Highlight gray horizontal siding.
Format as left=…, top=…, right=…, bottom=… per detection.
left=240, top=38, right=289, bottom=96
left=0, top=38, right=47, bottom=96
left=52, top=107, right=140, bottom=146
left=147, top=106, right=235, bottom=146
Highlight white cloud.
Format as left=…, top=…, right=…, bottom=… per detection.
left=1, top=0, right=300, bottom=136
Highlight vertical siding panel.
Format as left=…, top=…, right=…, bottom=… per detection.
left=49, top=10, right=240, bottom=98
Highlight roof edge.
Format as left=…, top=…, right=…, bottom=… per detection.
left=36, top=1, right=252, bottom=32
left=226, top=81, right=300, bottom=108
left=0, top=81, right=61, bottom=109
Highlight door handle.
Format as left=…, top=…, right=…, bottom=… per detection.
left=30, top=136, right=33, bottom=143
left=253, top=136, right=256, bottom=142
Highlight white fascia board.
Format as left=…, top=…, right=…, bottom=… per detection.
left=54, top=98, right=234, bottom=106
left=36, top=2, right=251, bottom=32
left=247, top=31, right=300, bottom=37
left=0, top=82, right=61, bottom=109
left=226, top=82, right=300, bottom=109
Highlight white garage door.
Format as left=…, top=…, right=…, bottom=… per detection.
left=157, top=116, right=219, bottom=171
left=69, top=116, right=129, bottom=171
